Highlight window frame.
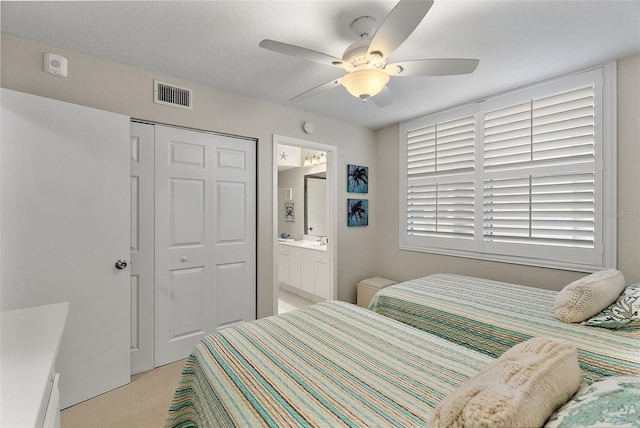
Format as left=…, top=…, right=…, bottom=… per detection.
left=399, top=63, right=617, bottom=272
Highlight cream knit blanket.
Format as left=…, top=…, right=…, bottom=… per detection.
left=430, top=337, right=581, bottom=428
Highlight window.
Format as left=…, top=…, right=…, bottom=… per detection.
left=399, top=66, right=616, bottom=271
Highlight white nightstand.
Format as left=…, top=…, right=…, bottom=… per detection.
left=357, top=277, right=397, bottom=308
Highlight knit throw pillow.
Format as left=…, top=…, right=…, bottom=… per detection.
left=554, top=269, right=626, bottom=323
left=430, top=337, right=581, bottom=428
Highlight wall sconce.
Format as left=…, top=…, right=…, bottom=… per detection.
left=303, top=152, right=326, bottom=167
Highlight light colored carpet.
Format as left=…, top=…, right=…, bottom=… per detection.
left=61, top=359, right=185, bottom=428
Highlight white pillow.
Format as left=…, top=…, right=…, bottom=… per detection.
left=430, top=337, right=581, bottom=428
left=554, top=269, right=626, bottom=323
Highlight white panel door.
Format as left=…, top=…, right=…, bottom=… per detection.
left=155, top=125, right=256, bottom=366
left=129, top=122, right=155, bottom=374
left=212, top=138, right=256, bottom=331
left=306, top=177, right=327, bottom=236
left=0, top=89, right=130, bottom=408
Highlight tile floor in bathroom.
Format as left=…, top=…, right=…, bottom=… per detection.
left=278, top=288, right=315, bottom=314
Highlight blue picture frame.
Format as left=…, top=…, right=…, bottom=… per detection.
left=348, top=199, right=368, bottom=227
left=347, top=164, right=368, bottom=193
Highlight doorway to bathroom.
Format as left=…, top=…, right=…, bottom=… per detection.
left=272, top=135, right=337, bottom=316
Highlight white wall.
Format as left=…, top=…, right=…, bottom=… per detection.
left=0, top=34, right=377, bottom=314
left=373, top=53, right=640, bottom=290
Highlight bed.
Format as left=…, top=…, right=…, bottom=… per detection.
left=368, top=273, right=640, bottom=379
left=166, top=274, right=639, bottom=427
left=165, top=301, right=494, bottom=427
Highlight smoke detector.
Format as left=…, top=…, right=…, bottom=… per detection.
left=351, top=16, right=377, bottom=39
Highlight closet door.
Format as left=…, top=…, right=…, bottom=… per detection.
left=129, top=122, right=155, bottom=374
left=1, top=89, right=130, bottom=408
left=154, top=125, right=256, bottom=366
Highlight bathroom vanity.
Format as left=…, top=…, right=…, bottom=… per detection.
left=277, top=241, right=330, bottom=300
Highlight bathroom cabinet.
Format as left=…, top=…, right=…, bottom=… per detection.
left=277, top=243, right=329, bottom=300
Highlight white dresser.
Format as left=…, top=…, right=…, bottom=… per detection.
left=1, top=302, right=69, bottom=428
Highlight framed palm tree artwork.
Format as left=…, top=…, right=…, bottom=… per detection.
left=347, top=164, right=368, bottom=193
left=348, top=199, right=368, bottom=227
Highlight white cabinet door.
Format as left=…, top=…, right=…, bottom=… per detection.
left=314, top=260, right=330, bottom=300
left=299, top=251, right=317, bottom=295
left=277, top=252, right=289, bottom=284
left=154, top=125, right=256, bottom=366
left=1, top=89, right=130, bottom=408
left=287, top=247, right=302, bottom=290
left=305, top=250, right=329, bottom=299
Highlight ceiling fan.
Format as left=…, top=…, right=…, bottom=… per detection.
left=259, top=0, right=479, bottom=107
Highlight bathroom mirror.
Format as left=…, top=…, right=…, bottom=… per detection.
left=304, top=174, right=326, bottom=237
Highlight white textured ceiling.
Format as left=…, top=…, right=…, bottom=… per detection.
left=2, top=1, right=639, bottom=129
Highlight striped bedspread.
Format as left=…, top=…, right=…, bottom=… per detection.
left=369, top=274, right=640, bottom=379
left=166, top=301, right=493, bottom=427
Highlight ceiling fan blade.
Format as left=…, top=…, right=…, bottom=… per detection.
left=385, top=58, right=479, bottom=76
left=290, top=78, right=343, bottom=102
left=372, top=86, right=393, bottom=107
left=259, top=39, right=344, bottom=68
left=367, top=0, right=434, bottom=60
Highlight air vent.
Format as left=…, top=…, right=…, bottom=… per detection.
left=153, top=80, right=193, bottom=110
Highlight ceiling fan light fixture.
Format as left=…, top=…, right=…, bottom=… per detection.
left=261, top=0, right=477, bottom=106
left=341, top=69, right=390, bottom=100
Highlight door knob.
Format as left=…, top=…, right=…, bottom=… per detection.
left=115, top=259, right=128, bottom=270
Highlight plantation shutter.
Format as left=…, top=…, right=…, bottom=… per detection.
left=399, top=66, right=612, bottom=270
left=406, top=114, right=476, bottom=240
left=483, top=86, right=596, bottom=248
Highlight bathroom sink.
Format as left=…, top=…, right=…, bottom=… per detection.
left=279, top=240, right=327, bottom=251
left=296, top=240, right=324, bottom=247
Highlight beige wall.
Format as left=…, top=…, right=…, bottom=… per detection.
left=4, top=33, right=637, bottom=312
left=278, top=163, right=326, bottom=241
left=0, top=34, right=377, bottom=316
left=374, top=53, right=640, bottom=290
left=615, top=53, right=640, bottom=286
